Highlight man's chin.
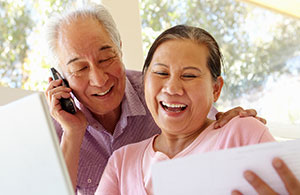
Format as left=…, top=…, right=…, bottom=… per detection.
left=89, top=101, right=122, bottom=116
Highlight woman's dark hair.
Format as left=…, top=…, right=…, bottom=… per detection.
left=142, top=25, right=223, bottom=81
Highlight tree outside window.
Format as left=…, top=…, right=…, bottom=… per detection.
left=139, top=0, right=300, bottom=139
left=0, top=0, right=299, bottom=138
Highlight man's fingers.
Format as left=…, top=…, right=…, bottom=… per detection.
left=46, top=86, right=71, bottom=105
left=255, top=116, right=267, bottom=124
left=215, top=112, right=224, bottom=120
left=273, top=158, right=300, bottom=194
left=48, top=77, right=53, bottom=83
left=214, top=107, right=242, bottom=128
left=45, top=79, right=63, bottom=99
left=214, top=113, right=231, bottom=128
left=238, top=109, right=267, bottom=124
left=239, top=109, right=257, bottom=117
left=243, top=170, right=278, bottom=195
left=214, top=107, right=267, bottom=128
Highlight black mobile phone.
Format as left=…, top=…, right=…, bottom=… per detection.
left=50, top=67, right=76, bottom=114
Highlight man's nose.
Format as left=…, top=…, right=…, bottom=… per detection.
left=89, top=66, right=109, bottom=87
left=162, top=76, right=184, bottom=96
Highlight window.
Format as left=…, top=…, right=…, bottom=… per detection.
left=139, top=0, right=300, bottom=139
left=0, top=0, right=73, bottom=90
left=1, top=0, right=299, bottom=139
left=0, top=0, right=101, bottom=90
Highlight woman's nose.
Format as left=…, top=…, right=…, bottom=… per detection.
left=162, top=77, right=184, bottom=96
left=89, top=67, right=109, bottom=87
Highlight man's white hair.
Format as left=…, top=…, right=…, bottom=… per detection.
left=45, top=2, right=122, bottom=69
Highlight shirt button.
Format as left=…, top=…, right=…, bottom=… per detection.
left=87, top=178, right=92, bottom=183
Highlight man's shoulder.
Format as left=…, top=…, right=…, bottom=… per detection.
left=126, top=69, right=143, bottom=81
left=125, top=69, right=144, bottom=99
left=126, top=69, right=143, bottom=87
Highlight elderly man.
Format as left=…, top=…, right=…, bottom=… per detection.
left=45, top=3, right=266, bottom=194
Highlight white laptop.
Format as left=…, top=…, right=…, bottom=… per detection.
left=0, top=91, right=74, bottom=195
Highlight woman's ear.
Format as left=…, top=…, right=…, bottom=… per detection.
left=213, top=76, right=224, bottom=102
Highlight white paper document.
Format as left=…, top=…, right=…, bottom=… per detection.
left=152, top=139, right=300, bottom=195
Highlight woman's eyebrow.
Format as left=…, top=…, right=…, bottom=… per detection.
left=183, top=66, right=202, bottom=72
left=153, top=63, right=168, bottom=68
left=153, top=64, right=202, bottom=73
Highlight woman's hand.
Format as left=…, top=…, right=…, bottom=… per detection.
left=232, top=157, right=300, bottom=195
left=214, top=106, right=266, bottom=128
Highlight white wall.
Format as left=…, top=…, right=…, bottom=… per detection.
left=0, top=86, right=35, bottom=106
left=101, top=0, right=144, bottom=71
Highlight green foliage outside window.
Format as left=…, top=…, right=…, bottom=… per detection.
left=0, top=0, right=299, bottom=125
left=0, top=0, right=70, bottom=90
left=139, top=0, right=300, bottom=106
left=0, top=1, right=32, bottom=88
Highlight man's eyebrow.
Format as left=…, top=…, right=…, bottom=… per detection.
left=99, top=45, right=112, bottom=51
left=66, top=45, right=113, bottom=66
left=67, top=57, right=79, bottom=65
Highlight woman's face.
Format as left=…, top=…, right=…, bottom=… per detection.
left=144, top=39, right=223, bottom=135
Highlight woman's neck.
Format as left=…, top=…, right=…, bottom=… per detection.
left=93, top=105, right=121, bottom=134
left=153, top=119, right=213, bottom=159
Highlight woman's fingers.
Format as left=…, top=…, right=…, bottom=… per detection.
left=234, top=158, right=300, bottom=195
left=272, top=157, right=300, bottom=194
left=243, top=170, right=278, bottom=195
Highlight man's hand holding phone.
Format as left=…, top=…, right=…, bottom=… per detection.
left=45, top=68, right=87, bottom=138
left=45, top=68, right=88, bottom=190
left=50, top=68, right=76, bottom=114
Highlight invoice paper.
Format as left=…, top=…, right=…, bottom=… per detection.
left=152, top=139, right=300, bottom=195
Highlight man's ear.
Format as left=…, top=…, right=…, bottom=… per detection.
left=119, top=41, right=123, bottom=57
left=213, top=76, right=224, bottom=102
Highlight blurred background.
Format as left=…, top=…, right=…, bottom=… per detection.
left=0, top=0, right=299, bottom=139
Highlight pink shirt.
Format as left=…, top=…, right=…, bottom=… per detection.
left=96, top=116, right=275, bottom=195
left=53, top=70, right=218, bottom=194
left=54, top=70, right=160, bottom=194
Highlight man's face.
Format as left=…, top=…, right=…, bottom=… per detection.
left=56, top=16, right=126, bottom=116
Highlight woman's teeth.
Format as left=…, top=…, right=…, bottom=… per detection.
left=161, top=101, right=187, bottom=112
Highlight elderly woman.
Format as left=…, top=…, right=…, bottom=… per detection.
left=96, top=25, right=299, bottom=194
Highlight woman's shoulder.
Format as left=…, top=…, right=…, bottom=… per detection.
left=218, top=116, right=273, bottom=145
left=111, top=136, right=154, bottom=160
left=223, top=116, right=267, bottom=132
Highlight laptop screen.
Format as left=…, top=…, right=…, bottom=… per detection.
left=0, top=92, right=74, bottom=195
